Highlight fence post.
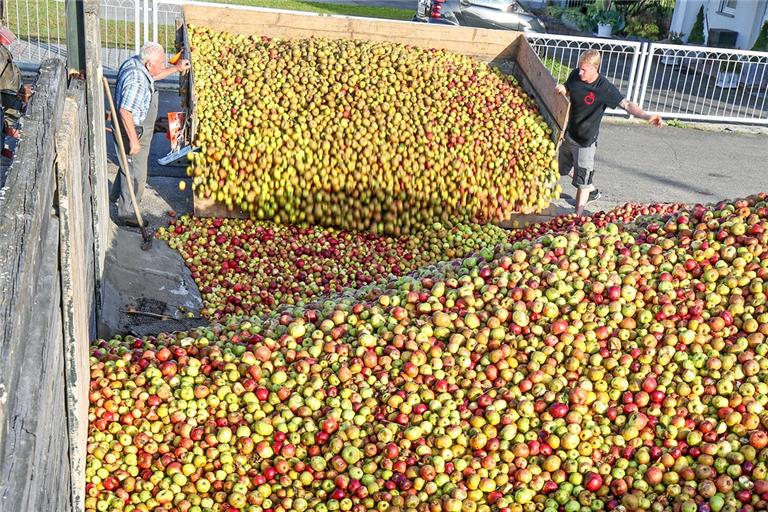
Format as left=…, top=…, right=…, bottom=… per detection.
left=637, top=43, right=655, bottom=112
left=625, top=43, right=642, bottom=104
left=152, top=0, right=159, bottom=48
left=144, top=0, right=150, bottom=45
left=65, top=0, right=86, bottom=71
left=134, top=0, right=141, bottom=53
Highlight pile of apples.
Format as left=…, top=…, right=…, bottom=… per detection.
left=89, top=194, right=768, bottom=512
left=157, top=204, right=685, bottom=321
left=509, top=203, right=686, bottom=242
left=186, top=26, right=559, bottom=235
left=156, top=217, right=510, bottom=320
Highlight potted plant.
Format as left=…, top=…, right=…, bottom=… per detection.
left=591, top=8, right=625, bottom=37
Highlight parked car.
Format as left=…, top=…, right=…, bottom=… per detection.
left=413, top=0, right=546, bottom=33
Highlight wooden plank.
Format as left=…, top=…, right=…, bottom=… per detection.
left=9, top=215, right=71, bottom=510
left=179, top=18, right=197, bottom=145
left=83, top=0, right=110, bottom=331
left=56, top=81, right=91, bottom=512
left=194, top=195, right=250, bottom=219
left=0, top=58, right=69, bottom=512
left=510, top=39, right=570, bottom=141
left=183, top=5, right=519, bottom=59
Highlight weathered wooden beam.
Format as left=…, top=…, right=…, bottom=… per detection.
left=83, top=0, right=110, bottom=333
left=56, top=79, right=92, bottom=512
left=0, top=57, right=71, bottom=510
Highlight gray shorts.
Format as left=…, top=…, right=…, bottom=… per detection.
left=558, top=135, right=596, bottom=190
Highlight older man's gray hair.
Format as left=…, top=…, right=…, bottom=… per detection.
left=140, top=41, right=164, bottom=63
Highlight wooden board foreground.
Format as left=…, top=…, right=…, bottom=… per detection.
left=194, top=195, right=250, bottom=219
left=194, top=193, right=566, bottom=231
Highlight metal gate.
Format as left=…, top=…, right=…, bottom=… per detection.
left=527, top=34, right=768, bottom=125
left=637, top=42, right=768, bottom=124
left=5, top=0, right=181, bottom=72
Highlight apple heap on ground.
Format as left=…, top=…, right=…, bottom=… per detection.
left=508, top=203, right=687, bottom=243
left=156, top=203, right=685, bottom=322
left=89, top=194, right=768, bottom=512
left=187, top=26, right=559, bottom=235
left=156, top=218, right=509, bottom=320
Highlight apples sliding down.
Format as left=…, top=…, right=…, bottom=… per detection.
left=186, top=26, right=560, bottom=235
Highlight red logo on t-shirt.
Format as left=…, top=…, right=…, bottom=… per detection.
left=584, top=91, right=596, bottom=105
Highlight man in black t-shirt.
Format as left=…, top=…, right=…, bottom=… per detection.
left=556, top=50, right=662, bottom=216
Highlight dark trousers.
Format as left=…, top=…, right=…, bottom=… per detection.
left=112, top=90, right=159, bottom=219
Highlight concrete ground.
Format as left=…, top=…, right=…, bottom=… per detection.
left=573, top=118, right=768, bottom=214
left=101, top=88, right=767, bottom=335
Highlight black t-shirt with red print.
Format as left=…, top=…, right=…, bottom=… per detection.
left=564, top=68, right=624, bottom=147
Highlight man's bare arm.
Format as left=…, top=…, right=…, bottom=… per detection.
left=153, top=60, right=190, bottom=81
left=619, top=99, right=663, bottom=127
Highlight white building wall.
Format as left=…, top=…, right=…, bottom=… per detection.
left=707, top=0, right=763, bottom=48
left=670, top=0, right=706, bottom=42
left=671, top=0, right=768, bottom=49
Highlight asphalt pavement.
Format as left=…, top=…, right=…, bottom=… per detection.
left=574, top=118, right=768, bottom=212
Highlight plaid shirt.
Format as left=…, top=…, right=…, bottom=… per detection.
left=115, top=55, right=154, bottom=125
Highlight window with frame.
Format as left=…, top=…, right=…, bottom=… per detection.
left=718, top=0, right=737, bottom=16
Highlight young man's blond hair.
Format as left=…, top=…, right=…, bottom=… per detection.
left=579, top=49, right=601, bottom=68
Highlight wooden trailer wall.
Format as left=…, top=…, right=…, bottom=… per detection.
left=178, top=5, right=570, bottom=219
left=180, top=5, right=569, bottom=143
left=0, top=60, right=96, bottom=512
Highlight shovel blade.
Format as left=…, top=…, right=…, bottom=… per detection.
left=158, top=146, right=197, bottom=166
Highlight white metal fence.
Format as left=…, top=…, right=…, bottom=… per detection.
left=526, top=33, right=644, bottom=116
left=639, top=43, right=768, bottom=124
left=5, top=0, right=768, bottom=125
left=527, top=34, right=768, bottom=125
left=5, top=0, right=182, bottom=72
left=5, top=0, right=67, bottom=63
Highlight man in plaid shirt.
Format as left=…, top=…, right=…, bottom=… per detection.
left=111, top=41, right=189, bottom=226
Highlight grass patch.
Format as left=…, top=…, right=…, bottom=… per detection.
left=542, top=57, right=572, bottom=83
left=6, top=0, right=67, bottom=45
left=7, top=0, right=411, bottom=56
left=209, top=0, right=413, bottom=20
left=666, top=118, right=691, bottom=129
